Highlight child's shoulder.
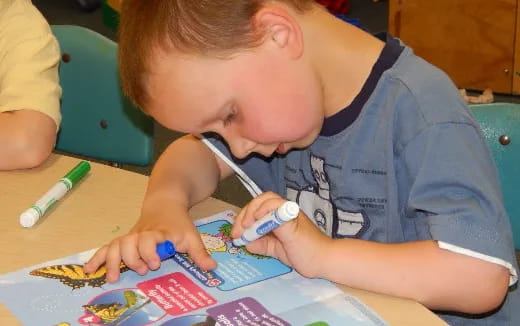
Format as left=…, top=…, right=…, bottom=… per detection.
left=387, top=47, right=454, bottom=101
left=1, top=0, right=52, bottom=37
left=381, top=46, right=473, bottom=126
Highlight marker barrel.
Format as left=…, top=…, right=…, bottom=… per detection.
left=19, top=161, right=91, bottom=228
left=232, top=201, right=299, bottom=246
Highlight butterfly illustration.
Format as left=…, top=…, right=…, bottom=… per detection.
left=82, top=302, right=128, bottom=324
left=29, top=262, right=129, bottom=290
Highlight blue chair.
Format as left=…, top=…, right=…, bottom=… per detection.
left=51, top=25, right=154, bottom=166
left=471, top=103, right=520, bottom=249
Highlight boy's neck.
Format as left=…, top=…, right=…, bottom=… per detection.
left=302, top=7, right=385, bottom=117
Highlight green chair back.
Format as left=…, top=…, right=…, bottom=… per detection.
left=51, top=25, right=153, bottom=166
left=471, top=103, right=520, bottom=249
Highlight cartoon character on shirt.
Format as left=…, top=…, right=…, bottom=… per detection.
left=286, top=155, right=367, bottom=237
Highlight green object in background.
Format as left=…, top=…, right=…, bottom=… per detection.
left=471, top=103, right=520, bottom=250
left=102, top=0, right=119, bottom=31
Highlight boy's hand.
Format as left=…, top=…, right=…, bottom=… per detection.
left=231, top=192, right=331, bottom=278
left=83, top=211, right=216, bottom=282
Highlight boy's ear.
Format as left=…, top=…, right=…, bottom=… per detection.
left=253, top=6, right=303, bottom=59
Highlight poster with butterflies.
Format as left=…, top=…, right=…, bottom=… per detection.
left=0, top=210, right=388, bottom=326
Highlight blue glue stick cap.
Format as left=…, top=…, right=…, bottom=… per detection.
left=156, top=240, right=176, bottom=260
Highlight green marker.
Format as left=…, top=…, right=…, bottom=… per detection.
left=20, top=161, right=91, bottom=228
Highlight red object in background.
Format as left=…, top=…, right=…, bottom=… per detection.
left=316, top=0, right=351, bottom=14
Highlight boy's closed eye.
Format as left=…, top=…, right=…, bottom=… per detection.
left=223, top=106, right=237, bottom=127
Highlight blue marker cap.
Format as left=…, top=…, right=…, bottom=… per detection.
left=156, top=240, right=176, bottom=260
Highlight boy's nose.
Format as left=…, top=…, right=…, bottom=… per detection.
left=228, top=137, right=256, bottom=159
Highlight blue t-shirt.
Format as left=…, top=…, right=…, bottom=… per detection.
left=205, top=34, right=519, bottom=325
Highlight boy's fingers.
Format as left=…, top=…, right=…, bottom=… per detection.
left=254, top=197, right=288, bottom=219
left=246, top=234, right=290, bottom=266
left=120, top=237, right=148, bottom=275
left=105, top=242, right=123, bottom=283
left=244, top=237, right=268, bottom=256
left=245, top=192, right=284, bottom=223
left=139, top=235, right=163, bottom=271
left=83, top=246, right=108, bottom=273
left=232, top=192, right=280, bottom=235
left=231, top=203, right=250, bottom=238
left=189, top=238, right=217, bottom=271
left=232, top=193, right=287, bottom=240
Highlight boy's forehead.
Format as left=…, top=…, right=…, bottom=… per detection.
left=149, top=45, right=222, bottom=80
left=146, top=51, right=230, bottom=120
left=146, top=45, right=269, bottom=115
left=148, top=45, right=194, bottom=74
left=147, top=45, right=255, bottom=100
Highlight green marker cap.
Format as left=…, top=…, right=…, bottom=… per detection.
left=64, top=161, right=91, bottom=186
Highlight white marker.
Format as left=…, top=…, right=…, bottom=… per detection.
left=20, top=161, right=91, bottom=228
left=232, top=201, right=300, bottom=246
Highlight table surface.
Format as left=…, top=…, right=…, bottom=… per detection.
left=0, top=154, right=447, bottom=325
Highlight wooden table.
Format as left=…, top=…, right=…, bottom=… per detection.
left=0, top=154, right=447, bottom=325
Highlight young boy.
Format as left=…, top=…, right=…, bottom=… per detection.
left=84, top=0, right=519, bottom=324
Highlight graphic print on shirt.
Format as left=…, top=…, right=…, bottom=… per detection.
left=286, top=155, right=368, bottom=238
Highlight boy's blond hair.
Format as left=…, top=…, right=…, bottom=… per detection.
left=118, top=0, right=315, bottom=110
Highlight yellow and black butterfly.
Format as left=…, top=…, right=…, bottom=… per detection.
left=29, top=262, right=129, bottom=290
left=82, top=302, right=128, bottom=324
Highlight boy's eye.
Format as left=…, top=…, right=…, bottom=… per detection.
left=223, top=107, right=236, bottom=127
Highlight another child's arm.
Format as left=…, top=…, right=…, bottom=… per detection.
left=84, top=134, right=234, bottom=282
left=0, top=110, right=57, bottom=170
left=232, top=192, right=511, bottom=314
left=0, top=0, right=60, bottom=170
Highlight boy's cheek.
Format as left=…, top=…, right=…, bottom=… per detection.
left=243, top=113, right=314, bottom=144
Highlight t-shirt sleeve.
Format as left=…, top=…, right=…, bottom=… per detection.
left=399, top=121, right=518, bottom=285
left=0, top=0, right=61, bottom=129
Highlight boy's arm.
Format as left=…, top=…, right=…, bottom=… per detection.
left=319, top=238, right=510, bottom=314
left=142, top=134, right=233, bottom=213
left=0, top=110, right=57, bottom=170
left=85, top=134, right=235, bottom=280
left=236, top=193, right=510, bottom=315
